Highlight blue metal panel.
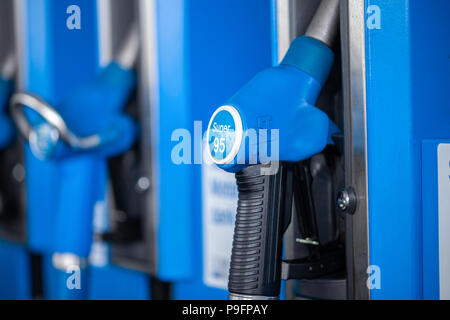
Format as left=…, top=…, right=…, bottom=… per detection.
left=365, top=0, right=450, bottom=299
left=23, top=0, right=58, bottom=254
left=21, top=0, right=100, bottom=255
left=415, top=0, right=450, bottom=299
left=154, top=0, right=272, bottom=298
left=179, top=0, right=272, bottom=299
left=410, top=1, right=450, bottom=141
left=0, top=240, right=31, bottom=300
left=154, top=0, right=194, bottom=282
left=365, top=0, right=420, bottom=299
left=88, top=265, right=150, bottom=300
left=19, top=0, right=150, bottom=300
left=20, top=0, right=100, bottom=299
left=44, top=263, right=88, bottom=300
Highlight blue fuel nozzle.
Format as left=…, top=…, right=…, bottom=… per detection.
left=10, top=62, right=137, bottom=159
left=208, top=0, right=342, bottom=300
left=206, top=35, right=340, bottom=172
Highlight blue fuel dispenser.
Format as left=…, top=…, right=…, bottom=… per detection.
left=1, top=0, right=447, bottom=301
left=10, top=0, right=148, bottom=300
left=10, top=60, right=138, bottom=299
left=206, top=0, right=341, bottom=299
left=141, top=0, right=274, bottom=299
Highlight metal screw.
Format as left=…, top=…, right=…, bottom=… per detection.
left=337, top=187, right=357, bottom=215
left=12, top=163, right=25, bottom=183
left=337, top=190, right=350, bottom=211
left=135, top=176, right=150, bottom=193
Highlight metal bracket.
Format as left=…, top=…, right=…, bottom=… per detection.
left=281, top=249, right=345, bottom=280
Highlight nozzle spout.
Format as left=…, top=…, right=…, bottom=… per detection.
left=305, top=0, right=340, bottom=48
left=0, top=50, right=16, bottom=79
left=116, top=23, right=140, bottom=70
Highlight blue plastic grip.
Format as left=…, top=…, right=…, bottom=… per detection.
left=27, top=62, right=137, bottom=159
left=25, top=63, right=137, bottom=259
left=53, top=156, right=99, bottom=257
left=281, top=36, right=335, bottom=86
left=48, top=63, right=136, bottom=257
left=207, top=35, right=338, bottom=172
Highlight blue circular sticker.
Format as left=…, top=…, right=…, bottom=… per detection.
left=207, top=105, right=243, bottom=164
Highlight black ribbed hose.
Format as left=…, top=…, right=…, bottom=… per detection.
left=228, top=163, right=292, bottom=299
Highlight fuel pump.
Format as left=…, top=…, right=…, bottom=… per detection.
left=10, top=21, right=139, bottom=300
left=206, top=0, right=342, bottom=300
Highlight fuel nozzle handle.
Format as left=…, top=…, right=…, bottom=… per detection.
left=229, top=164, right=293, bottom=300
left=10, top=23, right=139, bottom=159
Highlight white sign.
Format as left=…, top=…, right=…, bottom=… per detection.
left=89, top=200, right=109, bottom=267
left=438, top=143, right=450, bottom=299
left=202, top=160, right=238, bottom=289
